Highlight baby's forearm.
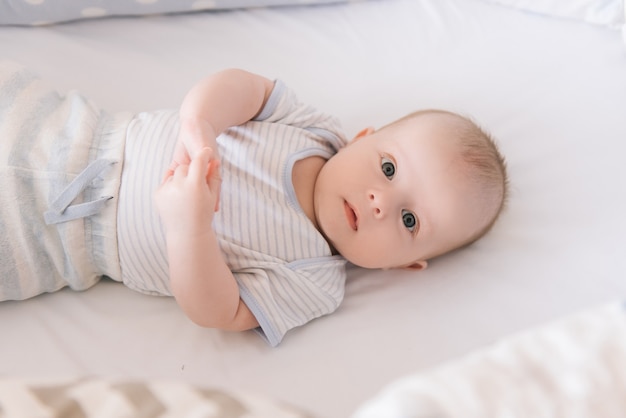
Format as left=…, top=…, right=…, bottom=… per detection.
left=169, top=69, right=274, bottom=175
left=158, top=70, right=273, bottom=331
left=179, top=68, right=274, bottom=137
left=164, top=228, right=256, bottom=331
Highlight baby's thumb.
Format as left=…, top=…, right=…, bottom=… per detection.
left=189, top=147, right=212, bottom=181
left=207, top=158, right=222, bottom=212
left=207, top=158, right=221, bottom=187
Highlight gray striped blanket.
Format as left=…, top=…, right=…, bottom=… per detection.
left=0, top=377, right=311, bottom=418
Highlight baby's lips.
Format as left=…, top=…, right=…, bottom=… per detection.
left=344, top=200, right=358, bottom=231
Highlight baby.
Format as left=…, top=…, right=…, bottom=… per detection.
left=0, top=64, right=507, bottom=346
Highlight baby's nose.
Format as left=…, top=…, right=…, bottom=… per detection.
left=368, top=191, right=387, bottom=219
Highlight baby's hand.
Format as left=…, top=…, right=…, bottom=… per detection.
left=155, top=147, right=221, bottom=236
left=166, top=118, right=218, bottom=180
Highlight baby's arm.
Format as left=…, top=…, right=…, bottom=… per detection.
left=168, top=69, right=274, bottom=176
left=156, top=69, right=274, bottom=331
left=156, top=148, right=255, bottom=330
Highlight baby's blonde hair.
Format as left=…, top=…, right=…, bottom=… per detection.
left=384, top=109, right=508, bottom=252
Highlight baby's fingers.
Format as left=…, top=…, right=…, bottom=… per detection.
left=207, top=158, right=222, bottom=212
left=188, top=147, right=221, bottom=212
left=161, top=168, right=174, bottom=185
left=188, top=147, right=212, bottom=183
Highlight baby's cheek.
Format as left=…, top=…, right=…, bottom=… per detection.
left=351, top=234, right=398, bottom=269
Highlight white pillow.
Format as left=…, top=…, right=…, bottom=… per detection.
left=482, top=0, right=625, bottom=28
left=0, top=0, right=361, bottom=26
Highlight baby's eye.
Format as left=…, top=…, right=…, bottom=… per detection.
left=402, top=209, right=418, bottom=233
left=381, top=157, right=395, bottom=180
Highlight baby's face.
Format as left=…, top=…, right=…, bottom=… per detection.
left=314, top=114, right=486, bottom=269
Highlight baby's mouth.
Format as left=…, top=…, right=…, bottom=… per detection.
left=344, top=200, right=358, bottom=231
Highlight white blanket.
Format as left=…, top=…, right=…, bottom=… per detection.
left=354, top=302, right=626, bottom=418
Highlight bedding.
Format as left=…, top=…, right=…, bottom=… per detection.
left=481, top=0, right=625, bottom=28
left=353, top=301, right=626, bottom=417
left=480, top=0, right=626, bottom=44
left=2, top=303, right=624, bottom=418
left=0, top=302, right=626, bottom=418
left=0, top=0, right=363, bottom=26
left=1, top=0, right=626, bottom=417
left=0, top=377, right=311, bottom=417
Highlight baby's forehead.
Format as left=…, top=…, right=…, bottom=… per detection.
left=389, top=112, right=464, bottom=138
left=387, top=116, right=464, bottom=154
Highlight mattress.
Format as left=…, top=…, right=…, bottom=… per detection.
left=1, top=1, right=626, bottom=417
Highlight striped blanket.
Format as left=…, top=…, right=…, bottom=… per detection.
left=0, top=377, right=311, bottom=418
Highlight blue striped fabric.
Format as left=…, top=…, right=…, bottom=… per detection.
left=0, top=61, right=128, bottom=301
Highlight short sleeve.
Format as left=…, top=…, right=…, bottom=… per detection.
left=216, top=79, right=349, bottom=347
left=236, top=258, right=347, bottom=347
left=254, top=80, right=348, bottom=153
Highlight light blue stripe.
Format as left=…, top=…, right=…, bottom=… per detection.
left=305, top=126, right=345, bottom=152
left=253, top=80, right=284, bottom=121
left=44, top=159, right=116, bottom=225
left=283, top=148, right=333, bottom=213
left=237, top=278, right=281, bottom=347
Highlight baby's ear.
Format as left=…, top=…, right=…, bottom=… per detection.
left=403, top=260, right=428, bottom=271
left=350, top=126, right=375, bottom=143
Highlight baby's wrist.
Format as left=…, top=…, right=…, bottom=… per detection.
left=164, top=221, right=215, bottom=246
left=179, top=115, right=217, bottom=137
left=179, top=116, right=220, bottom=157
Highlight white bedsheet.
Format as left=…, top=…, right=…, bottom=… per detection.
left=1, top=1, right=626, bottom=417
